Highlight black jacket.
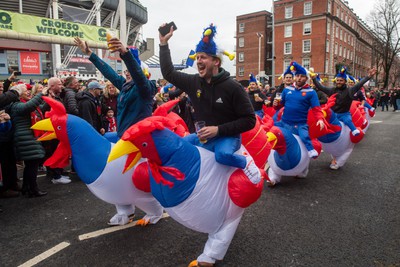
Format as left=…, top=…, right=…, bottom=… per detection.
left=313, top=76, right=370, bottom=113
left=0, top=79, right=19, bottom=109
left=160, top=44, right=255, bottom=136
left=76, top=91, right=102, bottom=132
left=248, top=89, right=267, bottom=111
left=63, top=88, right=79, bottom=115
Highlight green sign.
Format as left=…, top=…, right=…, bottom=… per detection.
left=0, top=9, right=118, bottom=45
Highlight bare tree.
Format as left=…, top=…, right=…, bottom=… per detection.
left=369, top=0, right=400, bottom=88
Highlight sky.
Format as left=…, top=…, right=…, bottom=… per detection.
left=140, top=0, right=376, bottom=74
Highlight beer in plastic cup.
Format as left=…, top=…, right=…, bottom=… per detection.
left=195, top=121, right=207, bottom=144
left=106, top=30, right=118, bottom=51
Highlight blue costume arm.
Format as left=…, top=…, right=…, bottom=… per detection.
left=89, top=53, right=126, bottom=90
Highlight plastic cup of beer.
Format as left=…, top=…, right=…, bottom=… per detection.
left=254, top=93, right=259, bottom=100
left=106, top=30, right=118, bottom=51
left=195, top=121, right=207, bottom=144
left=275, top=92, right=282, bottom=104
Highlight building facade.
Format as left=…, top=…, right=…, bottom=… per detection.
left=0, top=0, right=149, bottom=81
left=235, top=11, right=273, bottom=85
left=236, top=0, right=379, bottom=87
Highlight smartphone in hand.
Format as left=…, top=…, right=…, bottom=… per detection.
left=158, top=22, right=177, bottom=36
left=14, top=71, right=21, bottom=76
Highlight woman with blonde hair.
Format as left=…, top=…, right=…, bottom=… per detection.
left=31, top=83, right=44, bottom=97
left=100, top=81, right=120, bottom=116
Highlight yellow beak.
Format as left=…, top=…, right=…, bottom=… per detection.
left=108, top=139, right=142, bottom=173
left=31, top=118, right=57, bottom=141
left=266, top=132, right=277, bottom=149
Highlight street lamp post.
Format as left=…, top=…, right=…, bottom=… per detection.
left=257, top=32, right=263, bottom=81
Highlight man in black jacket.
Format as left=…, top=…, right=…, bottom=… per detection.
left=159, top=23, right=260, bottom=184
left=76, top=81, right=105, bottom=134
left=312, top=67, right=376, bottom=136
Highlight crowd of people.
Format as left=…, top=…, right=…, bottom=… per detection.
left=0, top=32, right=391, bottom=202
left=0, top=20, right=394, bottom=266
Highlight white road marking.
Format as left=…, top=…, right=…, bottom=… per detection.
left=78, top=212, right=170, bottom=241
left=369, top=120, right=382, bottom=124
left=18, top=241, right=70, bottom=267
left=19, top=213, right=170, bottom=265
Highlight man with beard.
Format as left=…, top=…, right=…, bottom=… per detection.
left=273, top=61, right=325, bottom=158
left=311, top=67, right=377, bottom=135
left=247, top=73, right=267, bottom=118
left=159, top=23, right=260, bottom=186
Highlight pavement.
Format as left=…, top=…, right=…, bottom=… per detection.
left=0, top=109, right=399, bottom=267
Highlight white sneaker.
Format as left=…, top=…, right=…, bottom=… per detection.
left=52, top=177, right=71, bottom=184
left=243, top=155, right=261, bottom=184
left=308, top=149, right=318, bottom=158
left=60, top=175, right=70, bottom=180
left=352, top=129, right=360, bottom=136
left=329, top=163, right=340, bottom=170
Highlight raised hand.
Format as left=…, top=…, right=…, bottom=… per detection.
left=74, top=37, right=92, bottom=55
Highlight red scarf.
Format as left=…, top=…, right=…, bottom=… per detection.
left=107, top=117, right=117, bottom=132
left=20, top=98, right=44, bottom=137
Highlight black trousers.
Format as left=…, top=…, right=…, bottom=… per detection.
left=23, top=158, right=41, bottom=191
left=0, top=140, right=18, bottom=191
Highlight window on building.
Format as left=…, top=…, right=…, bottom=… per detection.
left=336, top=7, right=340, bottom=17
left=304, top=2, right=312, bottom=15
left=302, top=58, right=311, bottom=69
left=339, top=45, right=342, bottom=56
left=340, top=29, right=343, bottom=40
left=335, top=43, right=338, bottom=54
left=283, top=59, right=291, bottom=71
left=347, top=49, right=350, bottom=59
left=239, top=23, right=245, bottom=33
left=328, top=1, right=332, bottom=13
left=343, top=47, right=346, bottom=58
left=284, top=42, right=292, bottom=54
left=326, top=40, right=330, bottom=52
left=327, top=21, right=331, bottom=34
left=238, top=67, right=244, bottom=76
left=284, top=24, right=292, bottom=37
left=303, top=40, right=311, bottom=53
left=303, top=22, right=312, bottom=35
left=238, top=37, right=245, bottom=47
left=325, top=58, right=329, bottom=73
left=238, top=52, right=244, bottom=62
left=350, top=51, right=353, bottom=60
left=336, top=26, right=339, bottom=38
left=285, top=6, right=293, bottom=19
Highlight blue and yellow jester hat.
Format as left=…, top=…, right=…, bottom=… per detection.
left=347, top=74, right=358, bottom=83
left=129, top=47, right=150, bottom=79
left=278, top=65, right=294, bottom=80
left=189, top=24, right=235, bottom=61
left=249, top=73, right=257, bottom=84
left=335, top=67, right=348, bottom=80
left=290, top=61, right=308, bottom=76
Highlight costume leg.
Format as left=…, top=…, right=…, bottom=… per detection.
left=214, top=136, right=245, bottom=169
left=337, top=112, right=356, bottom=132
left=109, top=204, right=136, bottom=226
left=297, top=124, right=314, bottom=151
left=197, top=206, right=244, bottom=264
